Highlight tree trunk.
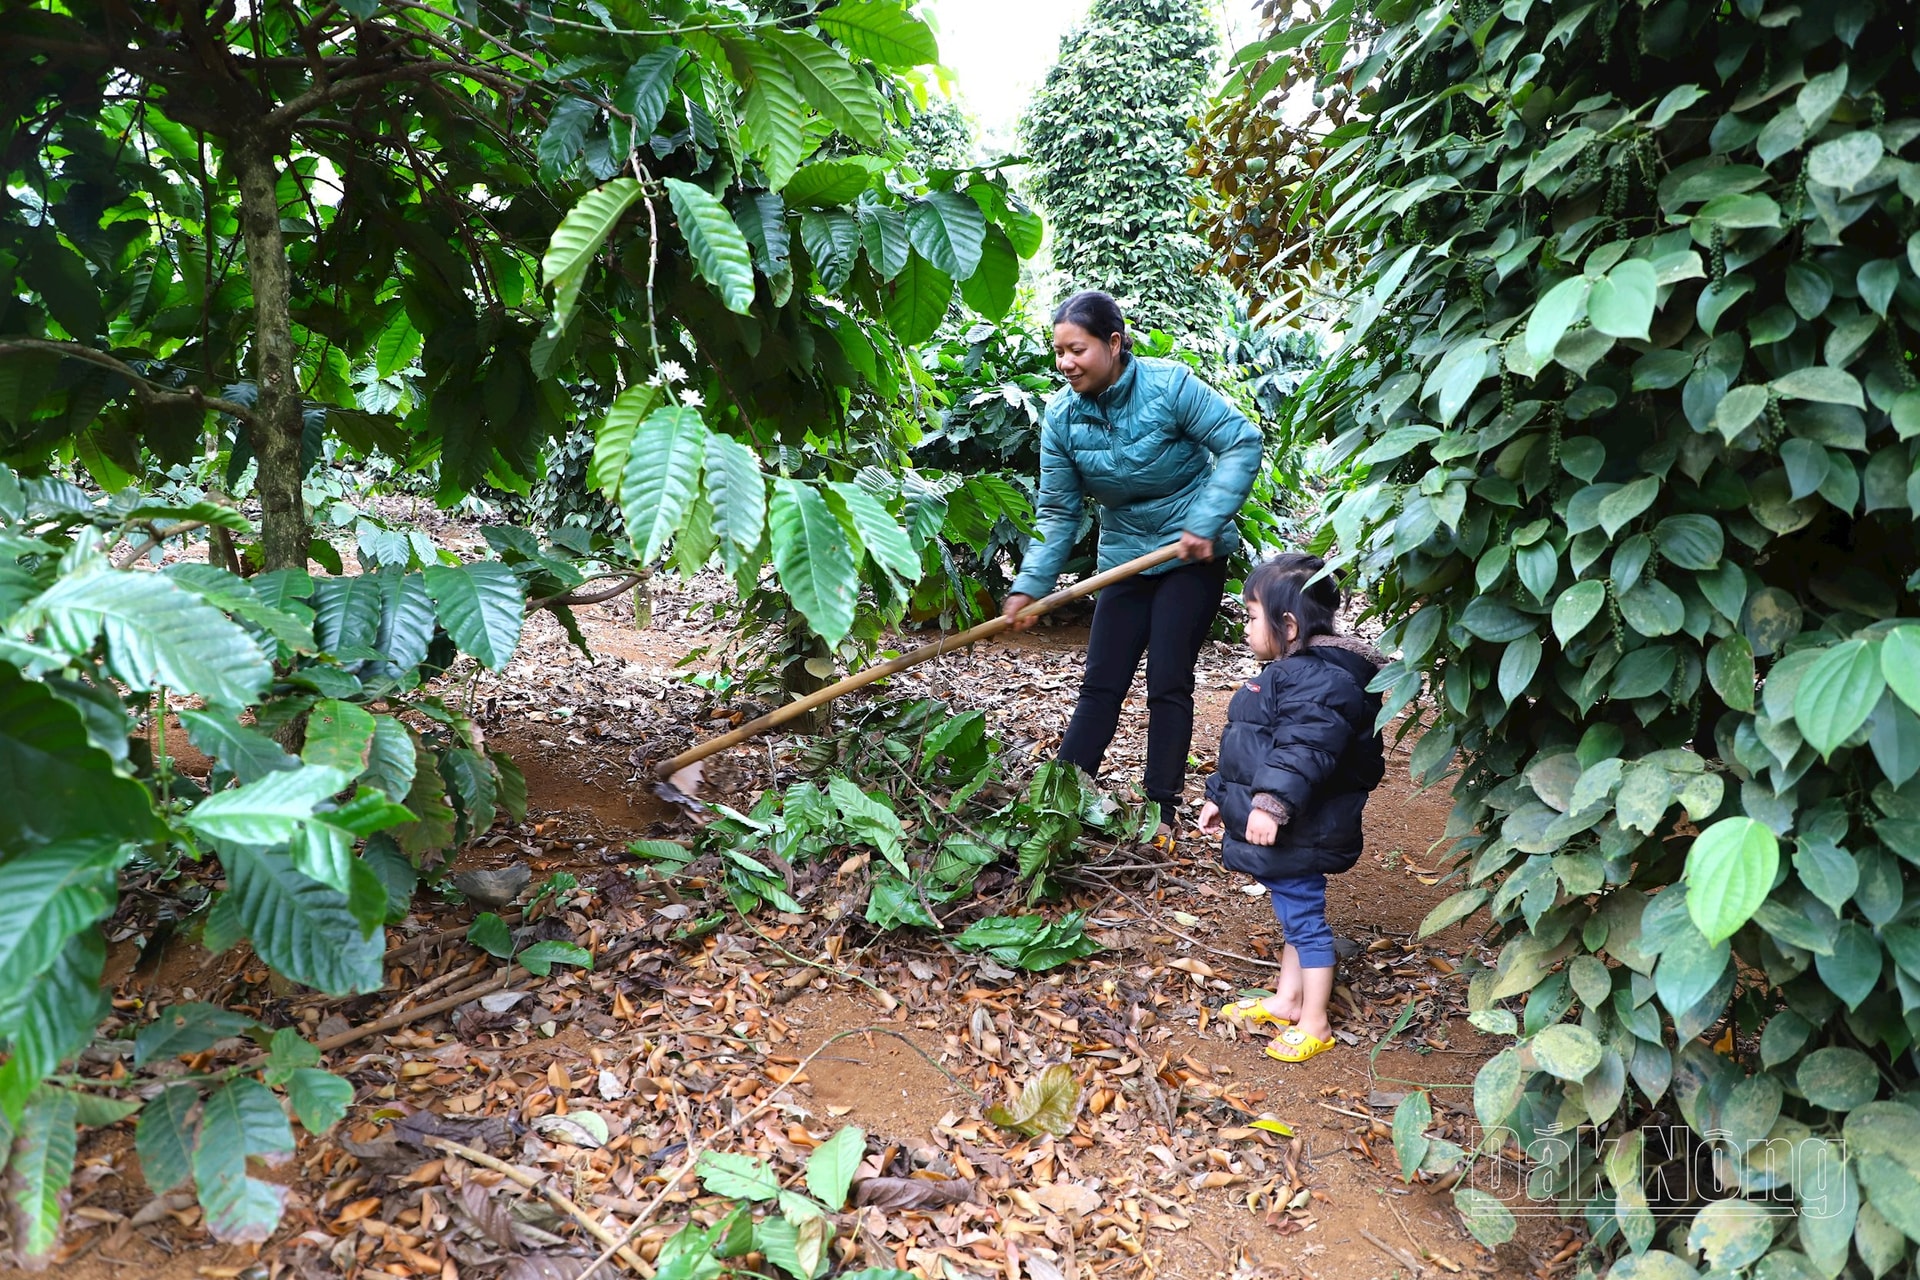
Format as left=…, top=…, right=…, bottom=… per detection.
left=781, top=628, right=834, bottom=735
left=230, top=141, right=308, bottom=572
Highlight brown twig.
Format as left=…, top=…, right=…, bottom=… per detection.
left=426, top=1137, right=652, bottom=1275
left=384, top=912, right=523, bottom=962
left=310, top=967, right=523, bottom=1055
left=112, top=519, right=211, bottom=567
left=1093, top=880, right=1283, bottom=971
left=1360, top=1227, right=1427, bottom=1275
left=385, top=956, right=488, bottom=1014
left=529, top=572, right=649, bottom=610
left=0, top=338, right=256, bottom=422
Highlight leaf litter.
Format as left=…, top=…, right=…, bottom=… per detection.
left=57, top=521, right=1578, bottom=1280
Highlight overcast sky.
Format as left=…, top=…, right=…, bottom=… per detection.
left=924, top=0, right=1264, bottom=155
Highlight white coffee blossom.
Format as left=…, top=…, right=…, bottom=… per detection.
left=678, top=389, right=705, bottom=408
left=657, top=360, right=688, bottom=384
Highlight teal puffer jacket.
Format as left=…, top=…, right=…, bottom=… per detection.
left=1008, top=356, right=1263, bottom=599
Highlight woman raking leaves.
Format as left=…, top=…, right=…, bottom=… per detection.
left=1001, top=290, right=1262, bottom=845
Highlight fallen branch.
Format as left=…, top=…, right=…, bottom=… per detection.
left=279, top=968, right=525, bottom=1067
left=427, top=1136, right=653, bottom=1276
left=384, top=956, right=488, bottom=1015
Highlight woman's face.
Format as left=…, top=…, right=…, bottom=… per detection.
left=1052, top=321, right=1124, bottom=395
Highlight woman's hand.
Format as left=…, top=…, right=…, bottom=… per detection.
left=1176, top=531, right=1214, bottom=561
left=1196, top=800, right=1223, bottom=836
left=1002, top=593, right=1038, bottom=631
left=1244, top=809, right=1280, bottom=846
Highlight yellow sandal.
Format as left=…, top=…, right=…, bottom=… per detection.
left=1264, top=1027, right=1336, bottom=1063
left=1218, top=997, right=1290, bottom=1032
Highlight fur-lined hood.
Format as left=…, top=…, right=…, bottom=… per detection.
left=1307, top=632, right=1387, bottom=669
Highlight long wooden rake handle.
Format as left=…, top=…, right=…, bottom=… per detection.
left=654, top=542, right=1186, bottom=780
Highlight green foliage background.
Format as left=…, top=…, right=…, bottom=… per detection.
left=1021, top=0, right=1223, bottom=344
left=1207, top=0, right=1920, bottom=1274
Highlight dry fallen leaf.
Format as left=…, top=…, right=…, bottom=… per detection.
left=1032, top=1181, right=1102, bottom=1217
left=501, top=1255, right=593, bottom=1280
left=850, top=1176, right=975, bottom=1210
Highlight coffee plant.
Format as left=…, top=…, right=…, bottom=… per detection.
left=0, top=464, right=611, bottom=1255
left=1208, top=0, right=1920, bottom=1274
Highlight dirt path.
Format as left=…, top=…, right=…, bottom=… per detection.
left=59, top=551, right=1580, bottom=1280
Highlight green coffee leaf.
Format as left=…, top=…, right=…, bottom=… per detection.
left=770, top=479, right=859, bottom=645
left=665, top=178, right=757, bottom=314
left=136, top=1084, right=199, bottom=1194
left=816, top=2, right=939, bottom=67
left=185, top=765, right=350, bottom=847
left=905, top=191, right=985, bottom=279
left=135, top=1003, right=259, bottom=1067
left=516, top=940, right=593, bottom=977
left=223, top=845, right=385, bottom=994
left=422, top=561, right=524, bottom=671
left=179, top=709, right=298, bottom=784
left=194, top=1076, right=292, bottom=1242
left=467, top=912, right=513, bottom=959
left=619, top=406, right=709, bottom=566
left=11, top=1086, right=78, bottom=1263
left=804, top=1125, right=865, bottom=1211
left=542, top=179, right=642, bottom=327
left=697, top=1149, right=781, bottom=1201
left=286, top=1068, right=353, bottom=1133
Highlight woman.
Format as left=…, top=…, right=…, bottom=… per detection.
left=1001, top=290, right=1262, bottom=843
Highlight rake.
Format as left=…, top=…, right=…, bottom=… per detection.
left=653, top=541, right=1185, bottom=805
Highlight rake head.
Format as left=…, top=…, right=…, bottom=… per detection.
left=652, top=759, right=708, bottom=811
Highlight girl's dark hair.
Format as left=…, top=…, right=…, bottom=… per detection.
left=1052, top=289, right=1134, bottom=354
left=1245, top=552, right=1341, bottom=654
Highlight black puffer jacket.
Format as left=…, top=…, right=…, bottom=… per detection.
left=1205, top=635, right=1388, bottom=880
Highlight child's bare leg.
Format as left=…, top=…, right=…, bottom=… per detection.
left=1293, top=964, right=1335, bottom=1042
left=1262, top=875, right=1335, bottom=1036
left=1261, top=946, right=1304, bottom=1022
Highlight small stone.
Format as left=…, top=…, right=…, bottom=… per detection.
left=450, top=864, right=531, bottom=910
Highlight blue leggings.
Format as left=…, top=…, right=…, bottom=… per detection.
left=1262, top=874, right=1335, bottom=968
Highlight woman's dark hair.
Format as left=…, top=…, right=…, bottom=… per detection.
left=1244, top=552, right=1341, bottom=654
left=1052, top=289, right=1134, bottom=354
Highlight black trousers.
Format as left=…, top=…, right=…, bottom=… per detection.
left=1057, top=558, right=1230, bottom=826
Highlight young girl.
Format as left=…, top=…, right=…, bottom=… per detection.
left=1197, top=553, right=1387, bottom=1063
